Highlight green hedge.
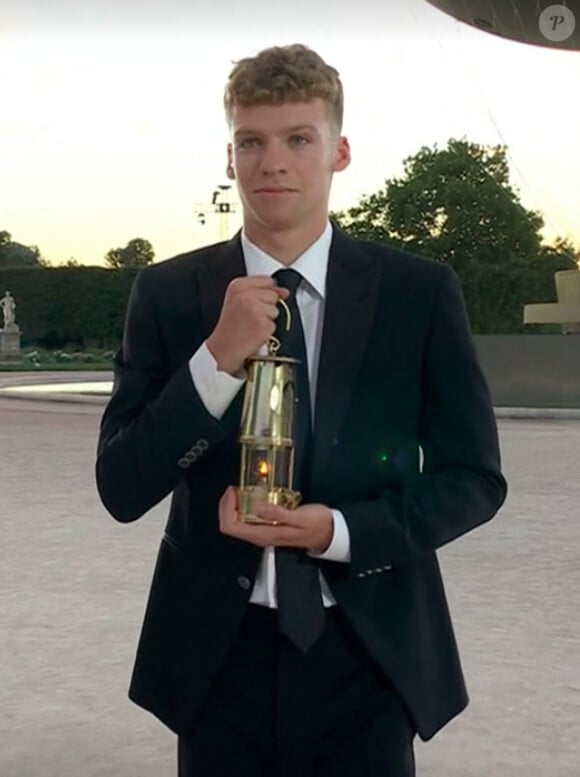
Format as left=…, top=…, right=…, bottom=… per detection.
left=0, top=255, right=573, bottom=345
left=457, top=255, right=570, bottom=334
left=0, top=266, right=139, bottom=348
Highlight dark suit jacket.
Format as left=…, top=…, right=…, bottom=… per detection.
left=96, top=224, right=507, bottom=742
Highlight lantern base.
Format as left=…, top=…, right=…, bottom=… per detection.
left=238, top=486, right=301, bottom=524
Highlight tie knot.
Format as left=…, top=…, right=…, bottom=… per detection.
left=273, top=268, right=302, bottom=295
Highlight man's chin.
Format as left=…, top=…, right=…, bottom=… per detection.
left=254, top=211, right=299, bottom=232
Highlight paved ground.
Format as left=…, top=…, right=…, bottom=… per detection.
left=0, top=388, right=579, bottom=776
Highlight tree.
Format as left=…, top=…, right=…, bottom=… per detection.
left=332, top=138, right=546, bottom=272
left=539, top=236, right=579, bottom=267
left=105, top=238, right=155, bottom=270
left=0, top=230, right=44, bottom=268
left=331, top=138, right=579, bottom=333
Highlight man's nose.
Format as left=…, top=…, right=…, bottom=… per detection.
left=259, top=140, right=288, bottom=176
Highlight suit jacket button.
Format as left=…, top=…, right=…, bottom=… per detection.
left=237, top=576, right=251, bottom=590
left=178, top=457, right=189, bottom=469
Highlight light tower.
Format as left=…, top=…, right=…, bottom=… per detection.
left=194, top=184, right=239, bottom=243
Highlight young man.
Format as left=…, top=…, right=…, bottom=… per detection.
left=96, top=44, right=507, bottom=776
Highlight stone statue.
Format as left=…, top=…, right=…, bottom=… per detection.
left=0, top=290, right=16, bottom=330
left=0, top=290, right=21, bottom=360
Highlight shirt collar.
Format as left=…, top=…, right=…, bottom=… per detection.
left=240, top=220, right=332, bottom=299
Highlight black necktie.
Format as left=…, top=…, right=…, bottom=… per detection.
left=272, top=268, right=324, bottom=653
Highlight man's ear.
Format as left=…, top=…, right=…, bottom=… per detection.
left=226, top=143, right=235, bottom=178
left=333, top=136, right=351, bottom=173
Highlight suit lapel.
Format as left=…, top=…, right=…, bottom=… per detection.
left=198, top=231, right=246, bottom=335
left=195, top=227, right=381, bottom=476
left=197, top=232, right=247, bottom=433
left=312, top=226, right=381, bottom=481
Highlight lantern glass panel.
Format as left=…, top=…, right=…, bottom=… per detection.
left=243, top=445, right=293, bottom=490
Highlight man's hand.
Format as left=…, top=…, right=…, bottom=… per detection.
left=206, top=276, right=290, bottom=376
left=218, top=486, right=334, bottom=554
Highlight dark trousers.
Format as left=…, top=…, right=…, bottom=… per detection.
left=178, top=605, right=416, bottom=777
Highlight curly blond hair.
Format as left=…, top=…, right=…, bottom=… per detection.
left=224, top=44, right=343, bottom=135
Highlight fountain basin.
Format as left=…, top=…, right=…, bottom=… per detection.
left=0, top=381, right=112, bottom=402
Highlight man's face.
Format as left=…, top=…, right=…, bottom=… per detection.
left=227, top=98, right=350, bottom=232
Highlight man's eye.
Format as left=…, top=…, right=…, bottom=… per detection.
left=290, top=135, right=309, bottom=146
left=238, top=137, right=259, bottom=149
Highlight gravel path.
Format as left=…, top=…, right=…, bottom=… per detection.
left=0, top=399, right=578, bottom=777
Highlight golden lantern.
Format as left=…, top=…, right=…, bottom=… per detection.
left=237, top=301, right=302, bottom=524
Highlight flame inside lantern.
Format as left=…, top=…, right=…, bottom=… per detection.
left=257, top=459, right=270, bottom=478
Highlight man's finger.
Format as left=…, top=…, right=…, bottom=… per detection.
left=242, top=275, right=277, bottom=287
left=219, top=485, right=235, bottom=509
left=225, top=524, right=301, bottom=548
left=219, top=486, right=238, bottom=527
left=254, top=502, right=303, bottom=526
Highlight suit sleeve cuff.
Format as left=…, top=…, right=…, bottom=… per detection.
left=189, top=342, right=245, bottom=420
left=309, top=509, right=351, bottom=562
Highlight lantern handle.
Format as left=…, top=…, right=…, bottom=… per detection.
left=267, top=298, right=291, bottom=356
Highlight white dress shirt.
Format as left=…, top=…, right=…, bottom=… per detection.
left=188, top=220, right=351, bottom=607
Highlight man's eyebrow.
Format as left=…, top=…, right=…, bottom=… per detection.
left=233, top=124, right=319, bottom=138
left=285, top=124, right=319, bottom=133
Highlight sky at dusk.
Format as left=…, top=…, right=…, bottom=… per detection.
left=1, top=0, right=579, bottom=266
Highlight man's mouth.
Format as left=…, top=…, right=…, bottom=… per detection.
left=254, top=187, right=296, bottom=193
